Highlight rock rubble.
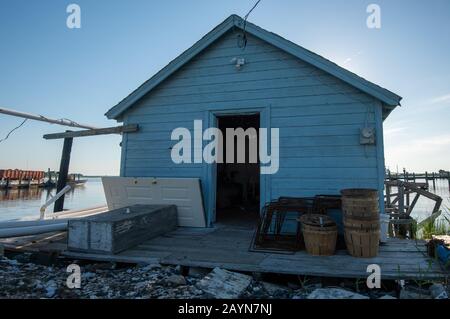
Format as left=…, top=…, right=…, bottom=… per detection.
left=0, top=254, right=447, bottom=299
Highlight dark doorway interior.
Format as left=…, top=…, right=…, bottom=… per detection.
left=216, top=114, right=260, bottom=227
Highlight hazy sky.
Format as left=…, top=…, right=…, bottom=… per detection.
left=0, top=0, right=449, bottom=175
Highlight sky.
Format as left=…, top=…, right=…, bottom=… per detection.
left=0, top=0, right=449, bottom=175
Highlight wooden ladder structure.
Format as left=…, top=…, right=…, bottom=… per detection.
left=385, top=180, right=443, bottom=238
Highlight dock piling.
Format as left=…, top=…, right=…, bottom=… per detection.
left=54, top=135, right=73, bottom=212
left=432, top=172, right=436, bottom=189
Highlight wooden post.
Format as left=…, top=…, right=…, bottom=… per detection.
left=406, top=187, right=410, bottom=208
left=386, top=183, right=391, bottom=206
left=54, top=135, right=73, bottom=212
left=448, top=172, right=450, bottom=191
left=398, top=184, right=405, bottom=215
left=425, top=171, right=429, bottom=188
left=432, top=172, right=436, bottom=189
left=406, top=193, right=420, bottom=216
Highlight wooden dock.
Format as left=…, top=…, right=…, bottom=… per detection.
left=386, top=170, right=450, bottom=190
left=0, top=224, right=447, bottom=280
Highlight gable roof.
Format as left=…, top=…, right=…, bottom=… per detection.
left=106, top=14, right=402, bottom=120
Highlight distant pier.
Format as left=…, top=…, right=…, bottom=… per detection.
left=386, top=169, right=450, bottom=190
left=0, top=169, right=85, bottom=190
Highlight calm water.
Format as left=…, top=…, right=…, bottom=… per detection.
left=0, top=177, right=448, bottom=222
left=0, top=177, right=106, bottom=222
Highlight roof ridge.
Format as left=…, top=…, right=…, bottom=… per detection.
left=105, top=13, right=401, bottom=120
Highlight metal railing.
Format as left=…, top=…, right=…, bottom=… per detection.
left=39, top=185, right=72, bottom=219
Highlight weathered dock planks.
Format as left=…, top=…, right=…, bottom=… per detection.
left=0, top=225, right=447, bottom=280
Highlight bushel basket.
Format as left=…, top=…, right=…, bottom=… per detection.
left=299, top=214, right=337, bottom=256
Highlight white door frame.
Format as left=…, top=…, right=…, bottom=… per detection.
left=205, top=106, right=271, bottom=226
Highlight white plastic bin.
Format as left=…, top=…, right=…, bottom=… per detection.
left=380, top=213, right=390, bottom=243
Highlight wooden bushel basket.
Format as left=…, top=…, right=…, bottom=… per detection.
left=341, top=188, right=380, bottom=257
left=343, top=218, right=380, bottom=258
left=341, top=188, right=379, bottom=220
left=299, top=214, right=337, bottom=256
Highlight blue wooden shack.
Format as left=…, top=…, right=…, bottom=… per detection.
left=105, top=15, right=402, bottom=227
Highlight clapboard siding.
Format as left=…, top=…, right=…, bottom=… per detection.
left=128, top=94, right=373, bottom=116
left=120, top=30, right=384, bottom=223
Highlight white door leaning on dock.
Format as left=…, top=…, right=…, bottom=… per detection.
left=101, top=177, right=206, bottom=227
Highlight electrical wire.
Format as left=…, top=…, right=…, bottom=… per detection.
left=0, top=118, right=28, bottom=144
left=244, top=0, right=262, bottom=22
left=238, top=0, right=262, bottom=49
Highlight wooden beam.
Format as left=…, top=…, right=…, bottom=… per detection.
left=398, top=185, right=405, bottom=215
left=406, top=193, right=420, bottom=216
left=54, top=135, right=73, bottom=212
left=43, top=124, right=139, bottom=140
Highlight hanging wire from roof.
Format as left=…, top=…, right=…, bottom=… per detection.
left=238, top=0, right=262, bottom=49
left=0, top=118, right=28, bottom=144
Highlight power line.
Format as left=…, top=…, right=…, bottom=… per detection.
left=239, top=0, right=263, bottom=49
left=0, top=118, right=28, bottom=144
left=244, top=0, right=262, bottom=21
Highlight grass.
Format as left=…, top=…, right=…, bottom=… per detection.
left=416, top=206, right=450, bottom=240
left=420, top=219, right=449, bottom=240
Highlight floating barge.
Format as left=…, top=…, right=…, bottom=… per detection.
left=0, top=169, right=45, bottom=189
left=0, top=169, right=86, bottom=190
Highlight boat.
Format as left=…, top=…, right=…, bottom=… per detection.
left=67, top=174, right=87, bottom=187
left=41, top=174, right=87, bottom=188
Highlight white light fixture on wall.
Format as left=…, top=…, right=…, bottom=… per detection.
left=231, top=57, right=245, bottom=70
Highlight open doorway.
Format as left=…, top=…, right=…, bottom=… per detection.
left=215, top=114, right=260, bottom=227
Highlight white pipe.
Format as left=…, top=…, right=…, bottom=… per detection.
left=54, top=205, right=107, bottom=215
left=40, top=185, right=72, bottom=219
left=46, top=210, right=105, bottom=221
left=0, top=219, right=71, bottom=229
left=0, top=107, right=98, bottom=130
left=49, top=205, right=107, bottom=219
left=0, top=223, right=67, bottom=238
left=51, top=211, right=104, bottom=219
left=0, top=206, right=107, bottom=238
